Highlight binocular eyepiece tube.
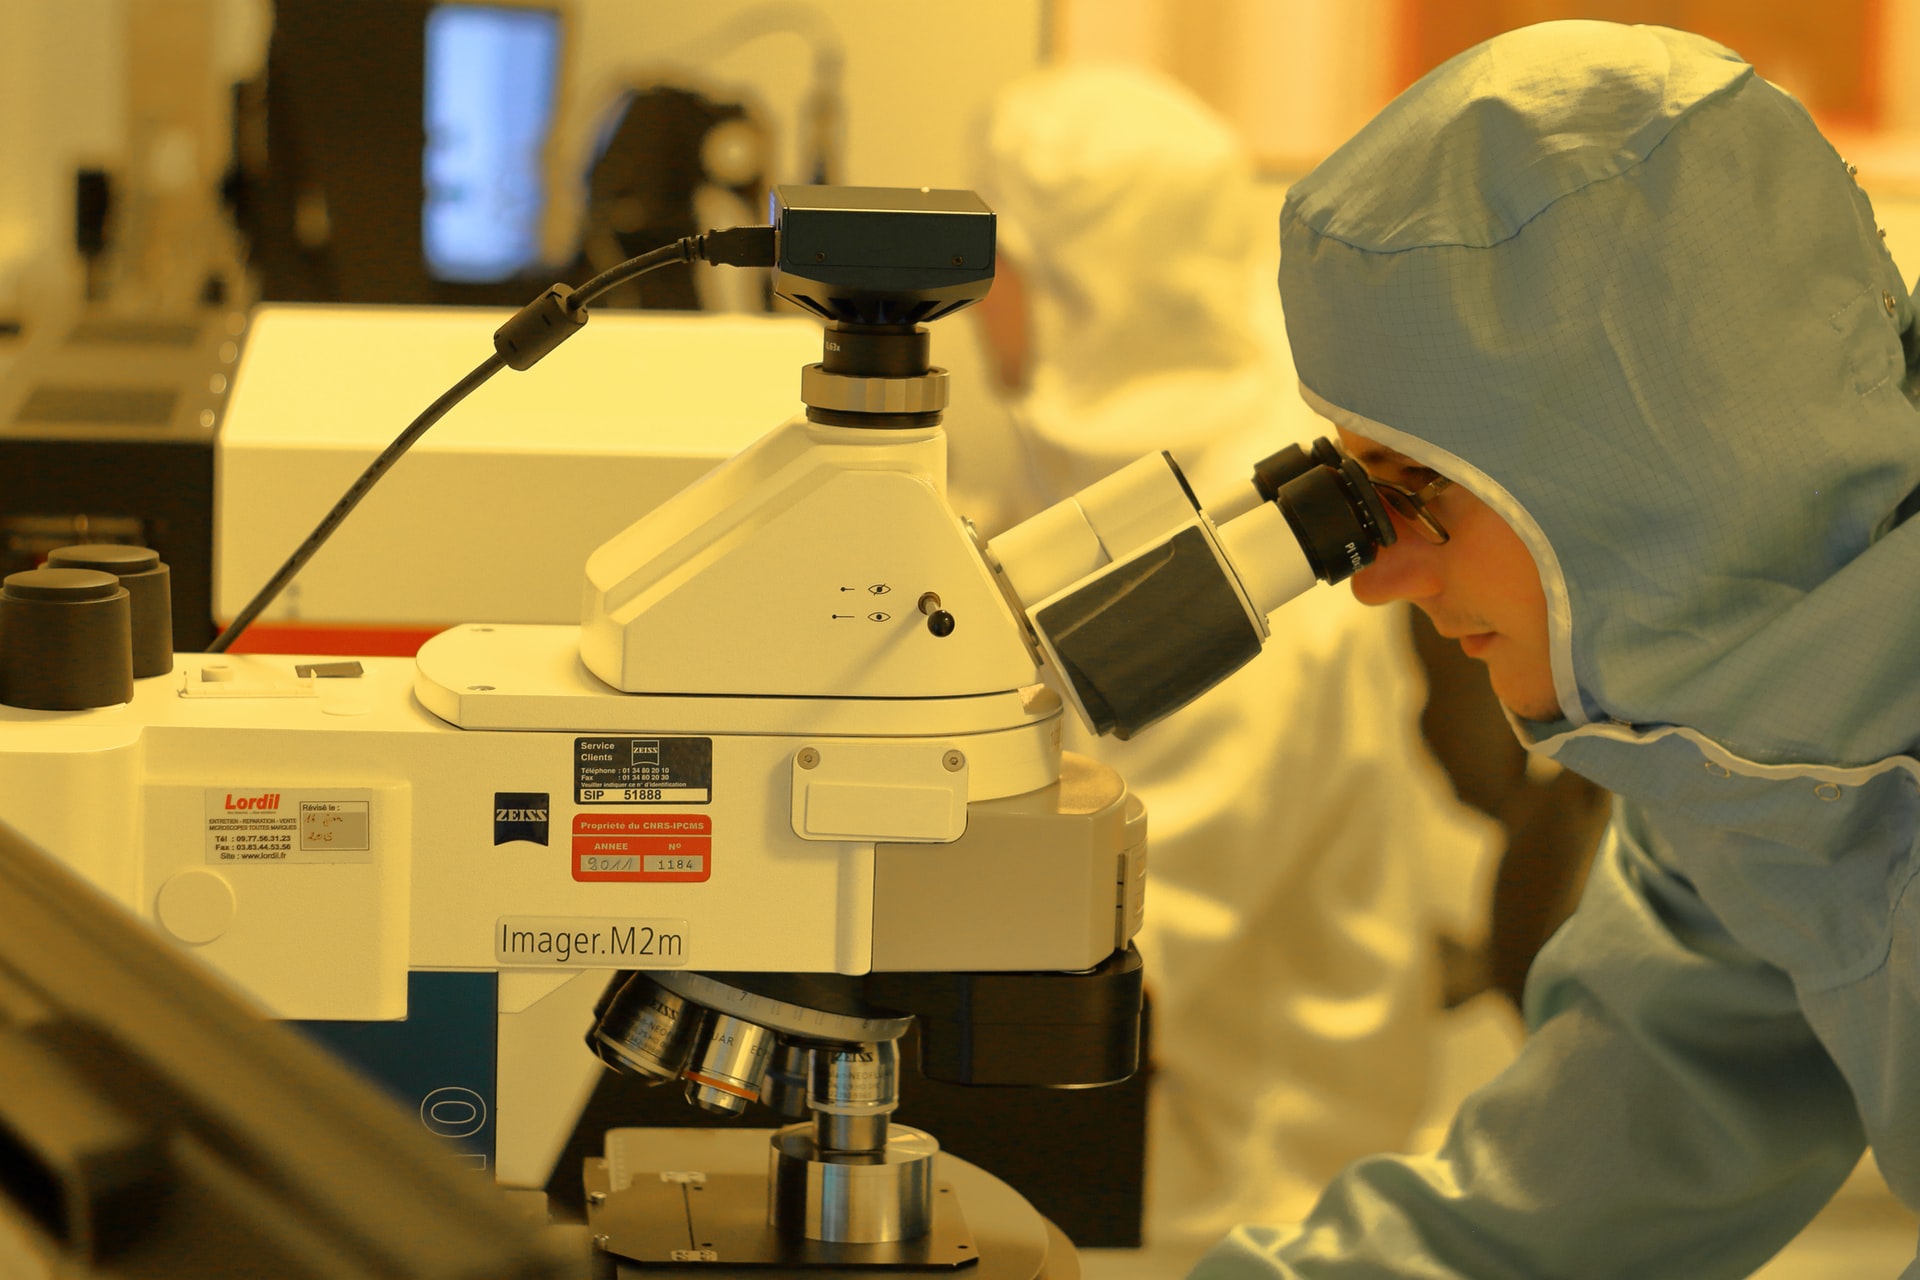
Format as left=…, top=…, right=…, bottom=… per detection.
left=982, top=438, right=1394, bottom=739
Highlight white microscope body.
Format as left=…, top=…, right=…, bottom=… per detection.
left=0, top=187, right=1394, bottom=1273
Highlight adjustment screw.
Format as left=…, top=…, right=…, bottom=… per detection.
left=943, top=750, right=965, bottom=772
left=797, top=747, right=820, bottom=770
left=587, top=1190, right=607, bottom=1206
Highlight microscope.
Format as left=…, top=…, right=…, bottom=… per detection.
left=0, top=187, right=1396, bottom=1276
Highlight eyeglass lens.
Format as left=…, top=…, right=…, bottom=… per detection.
left=1374, top=482, right=1449, bottom=544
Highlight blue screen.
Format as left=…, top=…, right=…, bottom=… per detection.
left=422, top=4, right=562, bottom=283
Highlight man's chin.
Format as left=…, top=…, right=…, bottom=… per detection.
left=1487, top=669, right=1562, bottom=722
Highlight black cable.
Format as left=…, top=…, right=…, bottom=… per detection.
left=569, top=226, right=775, bottom=311
left=571, top=239, right=697, bottom=311
left=206, top=224, right=778, bottom=655
left=207, top=354, right=507, bottom=652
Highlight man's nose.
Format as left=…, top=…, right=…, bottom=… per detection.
left=1350, top=531, right=1443, bottom=607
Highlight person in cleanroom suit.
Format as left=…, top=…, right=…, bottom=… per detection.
left=1193, top=19, right=1920, bottom=1280
left=967, top=64, right=1499, bottom=1245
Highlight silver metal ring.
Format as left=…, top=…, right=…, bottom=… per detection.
left=801, top=364, right=949, bottom=414
left=653, top=971, right=912, bottom=1043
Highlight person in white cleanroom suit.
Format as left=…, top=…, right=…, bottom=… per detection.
left=965, top=64, right=1498, bottom=1245
left=1194, top=20, right=1920, bottom=1280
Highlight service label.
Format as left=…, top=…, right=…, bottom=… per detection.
left=204, top=789, right=375, bottom=864
left=574, top=737, right=713, bottom=805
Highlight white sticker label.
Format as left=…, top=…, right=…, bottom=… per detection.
left=495, top=916, right=689, bottom=967
left=204, top=789, right=375, bottom=864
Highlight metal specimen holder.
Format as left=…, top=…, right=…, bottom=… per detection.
left=584, top=1039, right=979, bottom=1271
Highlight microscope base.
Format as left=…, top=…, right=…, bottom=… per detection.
left=585, top=1128, right=1078, bottom=1279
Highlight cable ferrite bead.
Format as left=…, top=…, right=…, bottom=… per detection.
left=493, top=284, right=586, bottom=371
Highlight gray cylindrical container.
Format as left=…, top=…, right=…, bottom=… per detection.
left=0, top=568, right=135, bottom=710
left=46, top=544, right=173, bottom=677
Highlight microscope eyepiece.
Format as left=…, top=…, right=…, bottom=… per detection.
left=1272, top=452, right=1396, bottom=585
left=983, top=437, right=1400, bottom=738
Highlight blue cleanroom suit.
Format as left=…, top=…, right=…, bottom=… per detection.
left=1195, top=20, right=1920, bottom=1280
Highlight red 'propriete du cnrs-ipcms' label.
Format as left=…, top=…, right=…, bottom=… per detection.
left=571, top=813, right=711, bottom=883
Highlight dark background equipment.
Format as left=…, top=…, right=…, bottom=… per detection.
left=0, top=311, right=238, bottom=652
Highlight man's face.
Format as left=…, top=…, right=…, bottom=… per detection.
left=1337, top=427, right=1560, bottom=721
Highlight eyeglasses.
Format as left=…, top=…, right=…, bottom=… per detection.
left=1368, top=472, right=1453, bottom=545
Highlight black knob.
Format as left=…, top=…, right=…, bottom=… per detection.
left=917, top=592, right=955, bottom=637
left=47, top=544, right=172, bottom=677
left=0, top=568, right=134, bottom=710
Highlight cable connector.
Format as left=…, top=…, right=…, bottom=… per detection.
left=693, top=225, right=777, bottom=267
left=494, top=284, right=586, bottom=371
left=496, top=228, right=771, bottom=372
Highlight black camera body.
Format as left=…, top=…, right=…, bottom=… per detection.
left=770, top=185, right=995, bottom=331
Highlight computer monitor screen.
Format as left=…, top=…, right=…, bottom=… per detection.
left=422, top=4, right=563, bottom=283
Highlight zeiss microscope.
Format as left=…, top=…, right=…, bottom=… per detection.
left=0, top=187, right=1396, bottom=1277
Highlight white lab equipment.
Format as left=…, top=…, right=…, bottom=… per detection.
left=216, top=305, right=822, bottom=635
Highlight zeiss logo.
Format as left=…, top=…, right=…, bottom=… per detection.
left=493, top=792, right=550, bottom=846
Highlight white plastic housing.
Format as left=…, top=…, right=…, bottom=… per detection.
left=0, top=653, right=1092, bottom=1022
left=579, top=417, right=1041, bottom=698
left=988, top=453, right=1202, bottom=606
left=218, top=306, right=821, bottom=627
left=1214, top=502, right=1318, bottom=618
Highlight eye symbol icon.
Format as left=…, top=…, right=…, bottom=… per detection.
left=868, top=612, right=891, bottom=623
left=868, top=584, right=891, bottom=595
